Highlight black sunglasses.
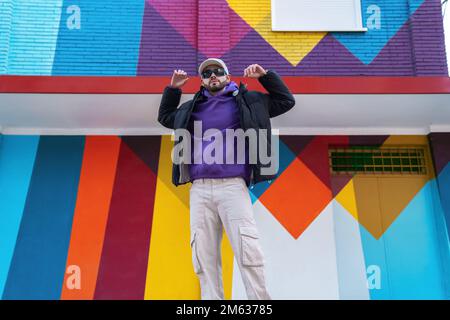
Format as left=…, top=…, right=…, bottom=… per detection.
left=201, top=67, right=227, bottom=79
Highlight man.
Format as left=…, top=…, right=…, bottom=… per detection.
left=158, top=58, right=295, bottom=300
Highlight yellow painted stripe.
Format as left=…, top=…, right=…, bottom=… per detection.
left=227, top=0, right=326, bottom=66
left=222, top=232, right=234, bottom=300
left=335, top=179, right=359, bottom=221
left=144, top=135, right=234, bottom=299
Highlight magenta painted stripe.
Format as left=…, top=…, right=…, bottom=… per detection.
left=94, top=139, right=158, bottom=299
left=147, top=0, right=197, bottom=50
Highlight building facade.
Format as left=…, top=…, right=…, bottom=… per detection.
left=0, top=0, right=449, bottom=299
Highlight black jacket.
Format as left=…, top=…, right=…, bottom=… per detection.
left=158, top=69, right=296, bottom=187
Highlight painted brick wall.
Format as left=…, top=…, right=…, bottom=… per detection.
left=137, top=0, right=200, bottom=76
left=0, top=0, right=13, bottom=74
left=139, top=0, right=449, bottom=76
left=1, top=0, right=63, bottom=75
left=52, top=0, right=145, bottom=75
left=0, top=0, right=448, bottom=76
left=408, top=0, right=449, bottom=75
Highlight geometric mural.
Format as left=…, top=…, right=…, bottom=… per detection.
left=1, top=0, right=447, bottom=76
left=0, top=134, right=448, bottom=299
left=0, top=0, right=448, bottom=300
left=226, top=0, right=326, bottom=66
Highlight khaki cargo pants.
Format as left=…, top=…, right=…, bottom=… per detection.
left=189, top=177, right=271, bottom=300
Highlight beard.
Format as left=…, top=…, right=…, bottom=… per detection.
left=208, top=80, right=227, bottom=92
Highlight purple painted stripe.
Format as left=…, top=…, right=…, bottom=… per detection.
left=137, top=1, right=204, bottom=76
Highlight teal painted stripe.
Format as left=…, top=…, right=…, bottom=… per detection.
left=0, top=0, right=13, bottom=74
left=2, top=136, right=85, bottom=300
left=333, top=0, right=426, bottom=64
left=428, top=177, right=450, bottom=299
left=0, top=135, right=40, bottom=298
left=7, top=0, right=63, bottom=75
left=435, top=163, right=450, bottom=251
left=358, top=222, right=391, bottom=299
left=52, top=0, right=145, bottom=75
left=360, top=181, right=447, bottom=299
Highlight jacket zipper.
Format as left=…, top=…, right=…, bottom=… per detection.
left=236, top=90, right=257, bottom=189
left=177, top=93, right=200, bottom=185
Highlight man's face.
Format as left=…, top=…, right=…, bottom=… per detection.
left=201, top=64, right=231, bottom=93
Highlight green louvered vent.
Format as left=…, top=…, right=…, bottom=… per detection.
left=329, top=146, right=427, bottom=175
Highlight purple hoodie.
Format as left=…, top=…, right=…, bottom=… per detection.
left=187, top=81, right=251, bottom=184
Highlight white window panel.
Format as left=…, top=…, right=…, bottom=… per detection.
left=272, top=0, right=367, bottom=32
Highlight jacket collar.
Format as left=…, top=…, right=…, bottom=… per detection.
left=238, top=81, right=248, bottom=94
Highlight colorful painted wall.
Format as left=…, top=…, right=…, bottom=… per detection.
left=0, top=0, right=448, bottom=76
left=0, top=134, right=449, bottom=299
left=1, top=0, right=449, bottom=300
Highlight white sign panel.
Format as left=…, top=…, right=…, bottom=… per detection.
left=272, top=0, right=367, bottom=32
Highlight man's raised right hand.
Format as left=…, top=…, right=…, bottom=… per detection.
left=170, top=69, right=189, bottom=89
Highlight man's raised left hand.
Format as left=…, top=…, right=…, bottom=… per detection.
left=243, top=64, right=267, bottom=79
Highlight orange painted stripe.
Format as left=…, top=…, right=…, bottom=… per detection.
left=61, top=136, right=121, bottom=300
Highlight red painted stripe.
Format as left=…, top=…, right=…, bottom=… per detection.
left=1, top=75, right=450, bottom=94
left=94, top=140, right=158, bottom=300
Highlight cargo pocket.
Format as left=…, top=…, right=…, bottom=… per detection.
left=190, top=231, right=203, bottom=274
left=239, top=226, right=265, bottom=267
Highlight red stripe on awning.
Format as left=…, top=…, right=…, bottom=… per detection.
left=1, top=75, right=450, bottom=94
